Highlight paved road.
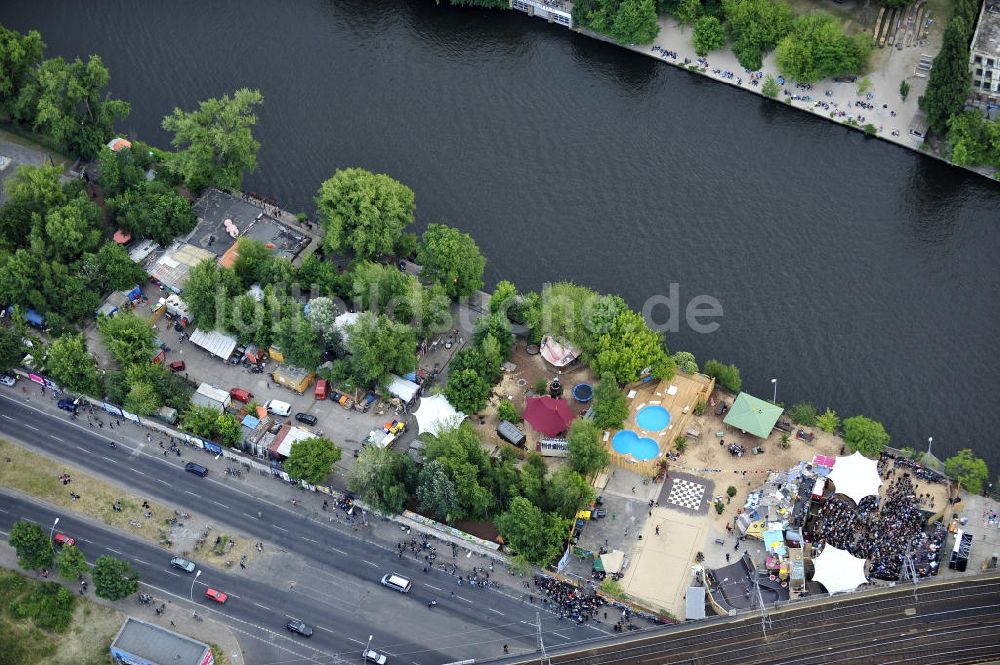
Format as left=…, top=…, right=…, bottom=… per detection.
left=0, top=392, right=615, bottom=663
left=496, top=575, right=1000, bottom=665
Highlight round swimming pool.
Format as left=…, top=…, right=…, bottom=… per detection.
left=612, top=430, right=660, bottom=461
left=636, top=405, right=670, bottom=431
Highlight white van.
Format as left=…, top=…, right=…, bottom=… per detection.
left=380, top=573, right=411, bottom=593
left=265, top=399, right=292, bottom=417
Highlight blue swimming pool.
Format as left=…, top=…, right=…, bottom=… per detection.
left=612, top=430, right=660, bottom=461
left=636, top=405, right=670, bottom=431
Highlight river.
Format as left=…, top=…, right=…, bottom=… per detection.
left=3, top=0, right=998, bottom=474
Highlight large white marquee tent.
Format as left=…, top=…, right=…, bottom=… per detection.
left=828, top=451, right=883, bottom=505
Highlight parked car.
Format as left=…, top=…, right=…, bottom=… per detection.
left=314, top=379, right=327, bottom=400
left=265, top=400, right=292, bottom=417
left=229, top=388, right=253, bottom=403
left=167, top=360, right=185, bottom=372
left=380, top=573, right=411, bottom=593
left=170, top=557, right=196, bottom=573
left=204, top=588, right=228, bottom=604
left=286, top=619, right=313, bottom=637
left=0, top=375, right=15, bottom=387
left=295, top=412, right=317, bottom=426
left=593, top=508, right=607, bottom=519
left=53, top=533, right=75, bottom=547
left=57, top=398, right=79, bottom=413
left=363, top=649, right=388, bottom=664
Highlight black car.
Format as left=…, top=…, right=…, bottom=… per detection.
left=57, top=398, right=79, bottom=413
left=286, top=619, right=313, bottom=637
left=295, top=413, right=317, bottom=426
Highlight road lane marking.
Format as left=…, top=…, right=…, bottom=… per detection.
left=49, top=434, right=60, bottom=441
left=425, top=584, right=443, bottom=592
left=129, top=468, right=146, bottom=476
left=552, top=631, right=570, bottom=639
left=347, top=637, right=365, bottom=645
left=274, top=526, right=288, bottom=533
left=23, top=424, right=38, bottom=431
left=164, top=570, right=181, bottom=578
left=76, top=446, right=88, bottom=453
left=254, top=602, right=271, bottom=610
left=184, top=491, right=200, bottom=498
left=489, top=608, right=505, bottom=616
left=330, top=546, right=347, bottom=555
left=212, top=501, right=229, bottom=509
left=456, top=595, right=473, bottom=603
left=106, top=547, right=125, bottom=555
left=242, top=512, right=257, bottom=520
left=362, top=560, right=379, bottom=567
left=134, top=558, right=150, bottom=566
left=156, top=479, right=169, bottom=485
left=102, top=456, right=115, bottom=463
left=301, top=537, right=319, bottom=544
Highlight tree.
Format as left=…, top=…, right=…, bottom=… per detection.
left=812, top=407, right=838, bottom=433
left=0, top=27, right=45, bottom=114
left=182, top=405, right=220, bottom=439
left=315, top=168, right=415, bottom=260
left=899, top=80, right=910, bottom=101
left=108, top=183, right=197, bottom=246
left=161, top=88, right=263, bottom=192
left=445, top=367, right=492, bottom=415
left=592, top=309, right=675, bottom=384
left=547, top=467, right=596, bottom=518
left=231, top=238, right=275, bottom=288
left=723, top=0, right=793, bottom=70
left=344, top=313, right=417, bottom=387
left=15, top=55, right=131, bottom=158
left=497, top=399, right=521, bottom=424
left=306, top=296, right=343, bottom=349
left=672, top=350, right=699, bottom=374
left=726, top=485, right=738, bottom=498
left=944, top=449, right=989, bottom=494
left=567, top=418, right=609, bottom=475
left=273, top=313, right=323, bottom=371
left=348, top=446, right=414, bottom=514
left=592, top=375, right=629, bottom=429
left=489, top=279, right=518, bottom=316
left=677, top=0, right=703, bottom=28
left=842, top=415, right=890, bottom=458
left=124, top=380, right=160, bottom=416
left=692, top=15, right=726, bottom=55
left=473, top=312, right=514, bottom=357
left=703, top=359, right=741, bottom=393
left=0, top=323, right=27, bottom=374
left=762, top=74, right=781, bottom=98
left=183, top=260, right=239, bottom=330
left=496, top=497, right=569, bottom=565
left=416, top=460, right=460, bottom=522
left=57, top=545, right=88, bottom=580
left=97, top=146, right=147, bottom=198
left=774, top=12, right=872, bottom=83
left=82, top=242, right=147, bottom=293
left=92, top=555, right=140, bottom=601
left=416, top=223, right=486, bottom=299
left=45, top=335, right=100, bottom=394
left=351, top=260, right=417, bottom=320
left=9, top=520, right=53, bottom=570
left=98, top=312, right=158, bottom=368
left=611, top=0, right=661, bottom=44
left=947, top=111, right=1000, bottom=173
left=215, top=413, right=243, bottom=447
left=919, top=16, right=973, bottom=135
left=4, top=164, right=68, bottom=214
left=285, top=436, right=342, bottom=484
left=788, top=401, right=817, bottom=426
left=41, top=195, right=102, bottom=262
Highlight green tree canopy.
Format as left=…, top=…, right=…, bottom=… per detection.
left=816, top=407, right=840, bottom=433
left=723, top=0, right=793, bottom=70
left=416, top=223, right=486, bottom=300
left=56, top=545, right=87, bottom=580
left=489, top=279, right=518, bottom=316
left=161, top=88, right=263, bottom=192
left=92, top=555, right=140, bottom=601
left=14, top=55, right=131, bottom=159
left=215, top=413, right=243, bottom=447
left=347, top=445, right=415, bottom=514
left=774, top=12, right=873, bottom=83
left=40, top=195, right=102, bottom=262
left=703, top=359, right=741, bottom=393
left=944, top=448, right=989, bottom=494
left=693, top=15, right=727, bottom=55
left=183, top=259, right=240, bottom=330
left=472, top=312, right=514, bottom=357
left=181, top=405, right=221, bottom=439
left=416, top=459, right=460, bottom=522
left=788, top=401, right=818, bottom=426
left=80, top=242, right=148, bottom=294
left=273, top=312, right=324, bottom=371
left=567, top=418, right=610, bottom=475
left=947, top=111, right=1000, bottom=174
left=98, top=312, right=158, bottom=367
left=124, top=380, right=160, bottom=416
left=0, top=26, right=45, bottom=115
left=592, top=374, right=629, bottom=429
left=919, top=14, right=973, bottom=135
left=0, top=323, right=27, bottom=374
left=445, top=367, right=492, bottom=415
left=677, top=0, right=704, bottom=28
left=546, top=467, right=596, bottom=518
left=97, top=145, right=148, bottom=198
left=44, top=335, right=100, bottom=394
left=9, top=520, right=53, bottom=570
left=496, top=497, right=569, bottom=565
left=842, top=415, right=890, bottom=458
left=612, top=0, right=662, bottom=44
left=592, top=309, right=675, bottom=384
left=316, top=168, right=415, bottom=260
left=306, top=296, right=344, bottom=350
left=344, top=312, right=417, bottom=387
left=285, top=436, right=342, bottom=484
left=5, top=164, right=68, bottom=215
left=108, top=182, right=197, bottom=246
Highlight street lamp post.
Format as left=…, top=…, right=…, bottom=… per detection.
left=771, top=378, right=777, bottom=404
left=49, top=517, right=60, bottom=554
left=927, top=437, right=933, bottom=456
left=364, top=634, right=373, bottom=662
left=190, top=569, right=201, bottom=610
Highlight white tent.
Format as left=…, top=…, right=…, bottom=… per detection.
left=811, top=545, right=868, bottom=594
left=414, top=394, right=465, bottom=437
left=189, top=328, right=238, bottom=360
left=828, top=451, right=883, bottom=505
left=388, top=374, right=420, bottom=403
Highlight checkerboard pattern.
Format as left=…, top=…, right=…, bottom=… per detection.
left=665, top=478, right=707, bottom=511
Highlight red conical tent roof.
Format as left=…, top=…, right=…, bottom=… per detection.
left=523, top=395, right=574, bottom=437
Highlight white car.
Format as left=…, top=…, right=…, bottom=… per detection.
left=363, top=649, right=388, bottom=664
left=0, top=375, right=15, bottom=387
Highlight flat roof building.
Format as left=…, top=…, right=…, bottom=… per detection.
left=189, top=189, right=310, bottom=263
left=971, top=0, right=1000, bottom=104
left=110, top=616, right=213, bottom=665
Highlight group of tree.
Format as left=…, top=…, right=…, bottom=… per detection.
left=842, top=414, right=890, bottom=457
left=0, top=26, right=130, bottom=159
left=181, top=405, right=244, bottom=447
left=774, top=12, right=873, bottom=83
left=723, top=0, right=793, bottom=70
left=947, top=111, right=1000, bottom=175
left=284, top=435, right=343, bottom=484
left=444, top=312, right=512, bottom=414
left=919, top=0, right=980, bottom=136
left=573, top=0, right=662, bottom=45
left=703, top=358, right=741, bottom=393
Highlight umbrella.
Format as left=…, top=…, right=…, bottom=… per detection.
left=523, top=396, right=574, bottom=437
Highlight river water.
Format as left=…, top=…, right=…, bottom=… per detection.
left=4, top=0, right=998, bottom=473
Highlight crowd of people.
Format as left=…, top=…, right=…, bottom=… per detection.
left=811, top=474, right=932, bottom=580
left=533, top=575, right=605, bottom=626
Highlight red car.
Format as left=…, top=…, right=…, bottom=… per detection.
left=229, top=388, right=253, bottom=403
left=168, top=360, right=185, bottom=372
left=53, top=533, right=75, bottom=547
left=204, top=588, right=228, bottom=604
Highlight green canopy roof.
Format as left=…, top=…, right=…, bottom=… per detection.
left=723, top=392, right=783, bottom=439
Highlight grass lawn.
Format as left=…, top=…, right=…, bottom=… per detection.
left=0, top=570, right=123, bottom=665
left=0, top=438, right=259, bottom=569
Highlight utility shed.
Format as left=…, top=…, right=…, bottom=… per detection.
left=272, top=365, right=315, bottom=394
left=192, top=383, right=231, bottom=412
left=496, top=420, right=526, bottom=447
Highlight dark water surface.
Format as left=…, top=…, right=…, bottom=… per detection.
left=4, top=0, right=998, bottom=472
